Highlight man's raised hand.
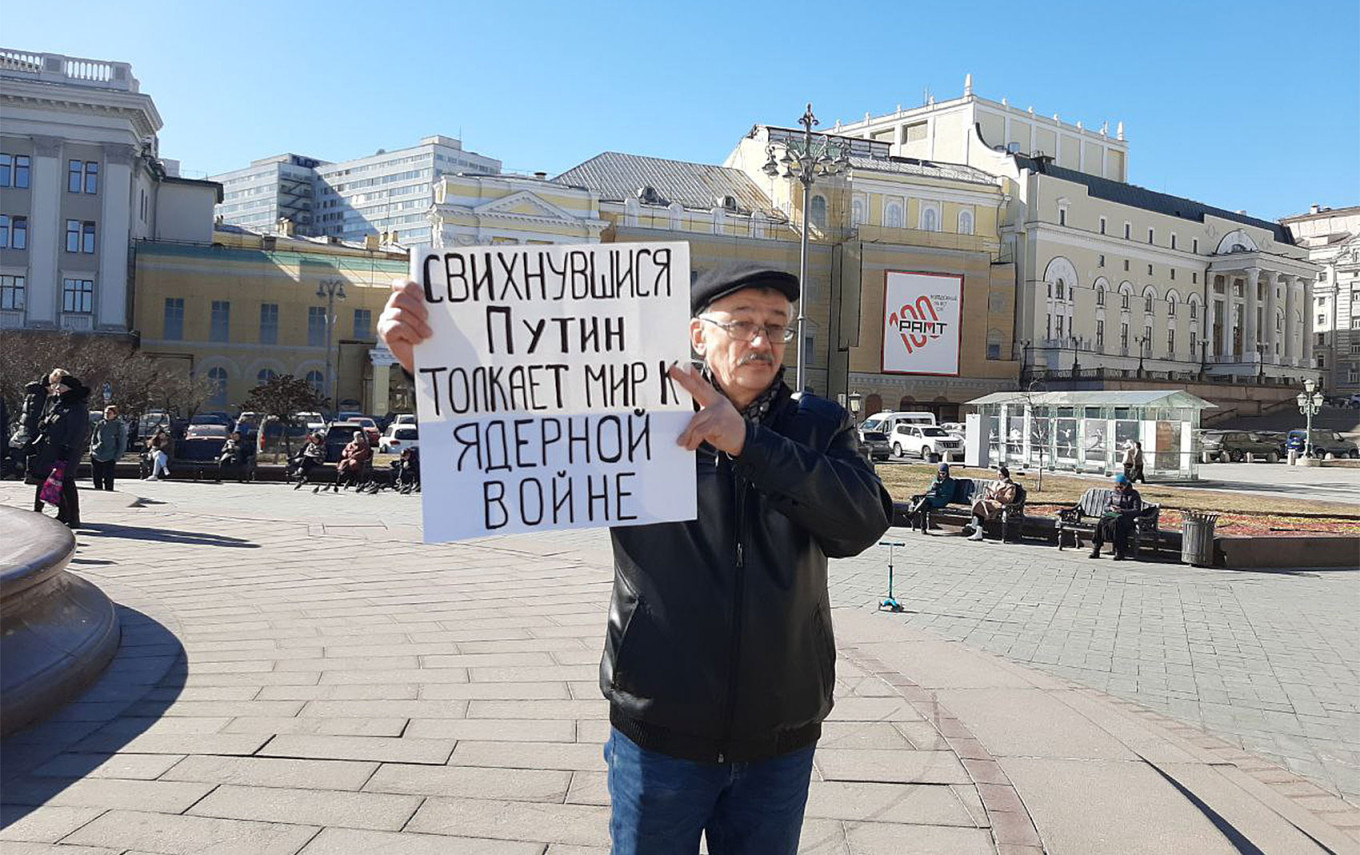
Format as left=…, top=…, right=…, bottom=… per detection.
left=669, top=364, right=747, bottom=457
left=377, top=279, right=432, bottom=375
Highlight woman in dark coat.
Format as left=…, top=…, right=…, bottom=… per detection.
left=30, top=369, right=90, bottom=528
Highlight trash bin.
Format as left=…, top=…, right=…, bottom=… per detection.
left=1181, top=511, right=1219, bottom=567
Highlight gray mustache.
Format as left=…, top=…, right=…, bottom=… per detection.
left=738, top=354, right=775, bottom=367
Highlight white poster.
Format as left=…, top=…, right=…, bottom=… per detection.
left=411, top=242, right=697, bottom=543
left=881, top=271, right=963, bottom=376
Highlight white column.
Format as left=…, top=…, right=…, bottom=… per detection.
left=1300, top=277, right=1314, bottom=366
left=1284, top=276, right=1297, bottom=364
left=1244, top=268, right=1259, bottom=359
left=98, top=143, right=136, bottom=331
left=369, top=345, right=397, bottom=414
left=26, top=135, right=63, bottom=327
left=1264, top=274, right=1279, bottom=361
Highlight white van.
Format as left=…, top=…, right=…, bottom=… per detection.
left=859, top=410, right=936, bottom=437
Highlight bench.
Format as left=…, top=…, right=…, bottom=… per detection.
left=1056, top=488, right=1160, bottom=556
left=912, top=478, right=1028, bottom=542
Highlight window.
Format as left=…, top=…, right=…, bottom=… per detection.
left=164, top=298, right=184, bottom=340
left=1056, top=315, right=1065, bottom=338
left=352, top=308, right=374, bottom=340
left=1099, top=217, right=1107, bottom=235
left=1316, top=355, right=1325, bottom=368
left=84, top=161, right=99, bottom=194
left=1189, top=331, right=1196, bottom=354
left=1317, top=297, right=1326, bottom=306
left=920, top=206, right=938, bottom=232
left=211, top=300, right=231, bottom=342
left=0, top=274, right=25, bottom=310
left=1168, top=299, right=1176, bottom=317
left=851, top=197, right=865, bottom=226
left=1120, top=322, right=1129, bottom=349
left=958, top=210, right=974, bottom=235
left=1193, top=238, right=1199, bottom=254
left=306, top=370, right=325, bottom=394
left=1123, top=259, right=1130, bottom=272
left=884, top=202, right=903, bottom=229
left=1318, top=313, right=1326, bottom=326
left=904, top=122, right=927, bottom=142
left=1121, top=292, right=1130, bottom=310
left=308, top=306, right=327, bottom=346
left=256, top=368, right=277, bottom=385
left=68, top=160, right=82, bottom=193
left=1124, top=223, right=1131, bottom=240
left=809, top=195, right=827, bottom=230
left=1147, top=264, right=1153, bottom=276
left=66, top=220, right=95, bottom=253
left=1058, top=208, right=1067, bottom=226
left=82, top=222, right=96, bottom=253
left=1170, top=234, right=1177, bottom=250
left=0, top=154, right=30, bottom=188
left=0, top=214, right=26, bottom=249
left=986, top=329, right=1002, bottom=360
left=1097, top=288, right=1106, bottom=306
left=66, top=220, right=80, bottom=252
left=63, top=278, right=93, bottom=314
left=1192, top=272, right=1198, bottom=284
left=1145, top=295, right=1154, bottom=313
left=1147, top=228, right=1154, bottom=244
left=1351, top=318, right=1360, bottom=331
left=1096, top=319, right=1105, bottom=347
left=207, top=367, right=229, bottom=407
left=259, top=303, right=279, bottom=344
left=1099, top=254, right=1105, bottom=268
left=1190, top=301, right=1198, bottom=319
left=1171, top=269, right=1176, bottom=280
left=1056, top=281, right=1065, bottom=300
left=1167, top=329, right=1175, bottom=354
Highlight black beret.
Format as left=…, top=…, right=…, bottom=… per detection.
left=690, top=262, right=799, bottom=316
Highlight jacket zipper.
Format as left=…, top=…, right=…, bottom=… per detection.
left=718, top=465, right=748, bottom=764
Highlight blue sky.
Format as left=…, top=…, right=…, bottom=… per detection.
left=9, top=0, right=1357, bottom=220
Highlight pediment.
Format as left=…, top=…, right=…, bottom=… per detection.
left=475, top=191, right=578, bottom=223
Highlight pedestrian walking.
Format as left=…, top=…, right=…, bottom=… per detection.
left=1090, top=472, right=1143, bottom=560
left=29, top=369, right=89, bottom=528
left=1131, top=440, right=1146, bottom=483
left=377, top=262, right=893, bottom=854
left=89, top=405, right=127, bottom=491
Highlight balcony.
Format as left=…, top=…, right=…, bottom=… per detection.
left=0, top=48, right=138, bottom=92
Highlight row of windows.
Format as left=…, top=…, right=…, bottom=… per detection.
left=0, top=154, right=31, bottom=188
left=0, top=276, right=96, bottom=312
left=161, top=299, right=374, bottom=344
left=1083, top=214, right=1200, bottom=254
left=846, top=196, right=971, bottom=233
left=0, top=215, right=28, bottom=249
left=1095, top=255, right=1198, bottom=283
left=204, top=366, right=326, bottom=404
left=1052, top=317, right=1199, bottom=358
left=1050, top=279, right=1203, bottom=318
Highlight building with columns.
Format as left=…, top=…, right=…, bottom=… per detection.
left=0, top=48, right=219, bottom=336
left=1282, top=205, right=1360, bottom=396
left=833, top=77, right=1322, bottom=408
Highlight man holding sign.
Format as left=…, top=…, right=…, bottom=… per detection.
left=379, top=259, right=892, bottom=854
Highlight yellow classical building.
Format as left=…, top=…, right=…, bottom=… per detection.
left=132, top=225, right=412, bottom=414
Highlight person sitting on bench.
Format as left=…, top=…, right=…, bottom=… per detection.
left=906, top=463, right=954, bottom=532
left=292, top=433, right=326, bottom=490
left=967, top=466, right=1018, bottom=542
left=1090, top=473, right=1142, bottom=560
left=216, top=431, right=247, bottom=483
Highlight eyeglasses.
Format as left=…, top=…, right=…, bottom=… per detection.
left=700, top=316, right=795, bottom=343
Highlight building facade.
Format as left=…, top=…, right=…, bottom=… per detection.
left=213, top=135, right=501, bottom=246
left=834, top=77, right=1322, bottom=404
left=0, top=48, right=219, bottom=336
left=1282, top=205, right=1360, bottom=395
left=133, top=226, right=411, bottom=414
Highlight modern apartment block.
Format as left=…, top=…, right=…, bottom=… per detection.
left=213, top=135, right=501, bottom=246
left=0, top=48, right=219, bottom=335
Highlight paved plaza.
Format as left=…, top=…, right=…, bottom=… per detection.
left=1, top=478, right=1358, bottom=853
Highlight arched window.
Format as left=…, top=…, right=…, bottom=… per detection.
left=851, top=197, right=865, bottom=226
left=885, top=201, right=903, bottom=229
left=921, top=206, right=939, bottom=232
left=305, top=370, right=324, bottom=394
left=958, top=209, right=974, bottom=235
left=1056, top=280, right=1065, bottom=301
left=206, top=367, right=229, bottom=407
left=1167, top=295, right=1178, bottom=317
left=256, top=368, right=277, bottom=385
left=809, top=195, right=828, bottom=230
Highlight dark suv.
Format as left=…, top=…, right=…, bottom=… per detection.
left=1200, top=430, right=1283, bottom=463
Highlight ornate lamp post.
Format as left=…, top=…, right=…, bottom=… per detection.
left=1135, top=334, right=1148, bottom=378
left=316, top=278, right=347, bottom=407
left=763, top=104, right=851, bottom=394
left=1296, top=378, right=1324, bottom=458
left=848, top=391, right=862, bottom=420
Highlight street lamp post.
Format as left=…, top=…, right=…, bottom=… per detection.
left=1296, top=378, right=1324, bottom=459
left=763, top=104, right=850, bottom=394
left=1019, top=339, right=1031, bottom=385
left=317, top=279, right=347, bottom=408
left=1135, top=334, right=1148, bottom=378
left=1256, top=343, right=1266, bottom=382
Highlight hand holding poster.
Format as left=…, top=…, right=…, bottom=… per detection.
left=412, top=242, right=697, bottom=543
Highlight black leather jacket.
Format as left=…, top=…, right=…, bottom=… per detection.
left=602, top=386, right=893, bottom=763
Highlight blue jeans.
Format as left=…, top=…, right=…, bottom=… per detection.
left=605, top=728, right=816, bottom=855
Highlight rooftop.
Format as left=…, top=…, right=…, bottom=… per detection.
left=1015, top=154, right=1293, bottom=244
left=968, top=389, right=1216, bottom=409
left=0, top=48, right=139, bottom=93
left=851, top=154, right=999, bottom=187
left=553, top=151, right=774, bottom=215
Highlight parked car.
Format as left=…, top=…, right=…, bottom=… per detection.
left=323, top=421, right=367, bottom=463
left=859, top=411, right=937, bottom=440
left=1199, top=430, right=1283, bottom=463
left=889, top=423, right=963, bottom=461
left=379, top=424, right=419, bottom=454
left=173, top=423, right=231, bottom=474
left=858, top=429, right=891, bottom=462
left=392, top=413, right=417, bottom=427
left=939, top=422, right=966, bottom=441
left=294, top=411, right=327, bottom=433
left=1286, top=430, right=1360, bottom=459
left=257, top=416, right=312, bottom=456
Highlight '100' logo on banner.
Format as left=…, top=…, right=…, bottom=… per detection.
left=890, top=295, right=949, bottom=354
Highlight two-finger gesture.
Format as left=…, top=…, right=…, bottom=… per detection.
left=669, top=364, right=746, bottom=456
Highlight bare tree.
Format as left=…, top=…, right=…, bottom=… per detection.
left=1017, top=379, right=1051, bottom=492
left=241, top=374, right=325, bottom=459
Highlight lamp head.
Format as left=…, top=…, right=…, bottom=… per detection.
left=1297, top=392, right=1308, bottom=407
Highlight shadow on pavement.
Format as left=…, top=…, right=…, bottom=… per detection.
left=0, top=604, right=186, bottom=827
left=78, top=522, right=259, bottom=548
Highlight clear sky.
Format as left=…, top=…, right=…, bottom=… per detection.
left=8, top=0, right=1357, bottom=220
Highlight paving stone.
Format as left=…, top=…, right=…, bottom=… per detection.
left=254, top=684, right=421, bottom=701
left=419, top=682, right=574, bottom=700
left=162, top=755, right=379, bottom=790
left=814, top=750, right=970, bottom=785
left=804, top=781, right=979, bottom=826
left=297, top=700, right=469, bottom=719
left=402, top=717, right=577, bottom=742
left=298, top=827, right=545, bottom=855
left=187, top=783, right=420, bottom=831
left=72, top=731, right=270, bottom=756
left=406, top=797, right=611, bottom=847
left=816, top=722, right=914, bottom=751
left=1, top=777, right=214, bottom=813
left=221, top=716, right=408, bottom=736
left=0, top=842, right=121, bottom=854
left=258, top=734, right=455, bottom=764
left=62, top=809, right=319, bottom=855
left=450, top=740, right=607, bottom=772
left=364, top=763, right=572, bottom=802
left=0, top=806, right=105, bottom=843
left=30, top=753, right=186, bottom=781
left=841, top=821, right=994, bottom=854
left=467, top=700, right=610, bottom=720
